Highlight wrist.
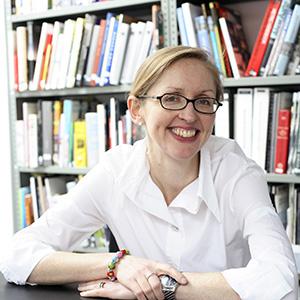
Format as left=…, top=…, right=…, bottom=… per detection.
left=106, top=249, right=130, bottom=281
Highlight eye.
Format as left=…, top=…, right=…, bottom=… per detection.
left=196, top=98, right=214, bottom=106
left=163, top=94, right=182, bottom=103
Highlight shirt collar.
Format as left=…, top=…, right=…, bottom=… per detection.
left=118, top=137, right=221, bottom=223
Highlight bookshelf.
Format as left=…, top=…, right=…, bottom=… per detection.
left=4, top=0, right=300, bottom=252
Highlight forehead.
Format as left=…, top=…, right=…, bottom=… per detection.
left=154, top=58, right=216, bottom=93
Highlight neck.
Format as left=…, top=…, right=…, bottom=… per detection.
left=147, top=151, right=200, bottom=205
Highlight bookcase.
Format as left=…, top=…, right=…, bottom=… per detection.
left=4, top=0, right=300, bottom=253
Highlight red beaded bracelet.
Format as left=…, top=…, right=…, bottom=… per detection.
left=106, top=249, right=130, bottom=281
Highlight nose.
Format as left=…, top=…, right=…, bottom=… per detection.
left=177, top=102, right=197, bottom=122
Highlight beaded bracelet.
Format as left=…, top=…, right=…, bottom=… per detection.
left=106, top=249, right=130, bottom=281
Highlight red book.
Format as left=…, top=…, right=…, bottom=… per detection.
left=90, top=19, right=106, bottom=87
left=274, top=109, right=291, bottom=174
left=245, top=0, right=281, bottom=77
left=13, top=35, right=19, bottom=91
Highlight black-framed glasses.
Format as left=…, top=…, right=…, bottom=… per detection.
left=137, top=93, right=222, bottom=114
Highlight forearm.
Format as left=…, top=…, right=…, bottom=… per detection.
left=27, top=251, right=114, bottom=285
left=176, top=272, right=240, bottom=300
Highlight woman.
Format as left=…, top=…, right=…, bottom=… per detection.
left=1, top=46, right=297, bottom=300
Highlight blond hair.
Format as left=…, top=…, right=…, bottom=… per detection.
left=130, top=46, right=223, bottom=100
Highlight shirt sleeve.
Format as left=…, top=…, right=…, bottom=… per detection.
left=0, top=164, right=113, bottom=285
left=221, top=162, right=298, bottom=300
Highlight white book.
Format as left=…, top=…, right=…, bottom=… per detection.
left=22, top=102, right=37, bottom=167
left=181, top=2, right=201, bottom=47
left=49, top=33, right=64, bottom=90
left=16, top=120, right=25, bottom=167
left=30, top=176, right=39, bottom=221
left=30, top=22, right=51, bottom=91
left=118, top=119, right=124, bottom=145
left=214, top=92, right=230, bottom=139
left=97, top=104, right=106, bottom=160
left=45, top=21, right=63, bottom=90
left=28, top=113, right=38, bottom=168
left=83, top=24, right=100, bottom=85
left=125, top=109, right=132, bottom=144
left=85, top=112, right=99, bottom=168
left=131, top=21, right=154, bottom=82
left=57, top=19, right=76, bottom=89
left=219, top=18, right=240, bottom=79
left=234, top=88, right=253, bottom=158
left=109, top=97, right=117, bottom=148
left=120, top=22, right=145, bottom=84
left=251, top=88, right=270, bottom=170
left=66, top=17, right=84, bottom=88
left=16, top=26, right=28, bottom=92
left=58, top=113, right=65, bottom=167
left=109, top=22, right=130, bottom=85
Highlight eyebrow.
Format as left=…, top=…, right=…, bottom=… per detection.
left=165, top=87, right=215, bottom=95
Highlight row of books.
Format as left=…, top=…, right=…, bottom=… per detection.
left=222, top=88, right=300, bottom=175
left=178, top=1, right=300, bottom=79
left=14, top=5, right=163, bottom=92
left=16, top=98, right=145, bottom=170
left=269, top=183, right=300, bottom=245
left=12, top=0, right=100, bottom=15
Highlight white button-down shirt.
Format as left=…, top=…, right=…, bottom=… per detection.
left=0, top=136, right=297, bottom=299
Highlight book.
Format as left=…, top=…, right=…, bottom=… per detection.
left=90, top=19, right=106, bottom=86
left=31, top=22, right=52, bottom=91
left=273, top=4, right=300, bottom=75
left=214, top=91, right=230, bottom=138
left=53, top=100, right=62, bottom=165
left=18, top=186, right=30, bottom=228
left=181, top=2, right=201, bottom=47
left=73, top=120, right=87, bottom=168
left=28, top=113, right=39, bottom=168
left=245, top=0, right=281, bottom=76
left=41, top=101, right=53, bottom=166
left=57, top=19, right=75, bottom=89
left=75, top=14, right=97, bottom=87
left=274, top=109, right=291, bottom=174
left=85, top=112, right=99, bottom=168
left=29, top=176, right=39, bottom=221
left=109, top=19, right=130, bottom=85
left=45, top=21, right=63, bottom=90
left=195, top=15, right=212, bottom=56
left=234, top=88, right=253, bottom=158
left=13, top=30, right=19, bottom=91
left=218, top=7, right=250, bottom=78
left=251, top=88, right=270, bottom=170
left=176, top=7, right=189, bottom=46
left=66, top=17, right=85, bottom=88
left=97, top=104, right=107, bottom=160
left=108, top=97, right=117, bottom=149
left=16, top=26, right=28, bottom=92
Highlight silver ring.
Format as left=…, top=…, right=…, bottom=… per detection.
left=146, top=272, right=156, bottom=280
left=98, top=281, right=106, bottom=288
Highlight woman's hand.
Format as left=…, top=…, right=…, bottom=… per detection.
left=114, top=255, right=188, bottom=300
left=78, top=279, right=135, bottom=299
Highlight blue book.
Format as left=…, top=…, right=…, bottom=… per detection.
left=103, top=15, right=119, bottom=86
left=19, top=186, right=30, bottom=228
left=176, top=7, right=188, bottom=46
left=195, top=15, right=212, bottom=55
left=96, top=12, right=114, bottom=85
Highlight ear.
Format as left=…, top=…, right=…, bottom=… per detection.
left=127, top=95, right=144, bottom=125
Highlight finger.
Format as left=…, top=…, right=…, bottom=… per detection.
left=78, top=281, right=100, bottom=291
left=148, top=274, right=164, bottom=300
left=128, top=279, right=147, bottom=300
left=157, top=265, right=188, bottom=285
left=136, top=275, right=157, bottom=300
left=80, top=289, right=109, bottom=298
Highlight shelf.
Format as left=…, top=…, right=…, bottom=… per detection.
left=18, top=166, right=89, bottom=175
left=223, top=75, right=300, bottom=88
left=10, top=0, right=158, bottom=23
left=266, top=173, right=300, bottom=184
left=14, top=85, right=131, bottom=98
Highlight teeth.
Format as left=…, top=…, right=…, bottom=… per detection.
left=172, top=128, right=196, bottom=137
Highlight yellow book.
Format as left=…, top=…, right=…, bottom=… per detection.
left=73, top=120, right=87, bottom=168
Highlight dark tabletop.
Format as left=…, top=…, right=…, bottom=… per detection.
left=0, top=273, right=109, bottom=300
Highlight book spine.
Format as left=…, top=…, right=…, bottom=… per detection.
left=27, top=21, right=36, bottom=89
left=176, top=7, right=189, bottom=46
left=195, top=16, right=212, bottom=55
left=274, top=109, right=291, bottom=174
left=73, top=120, right=87, bottom=168
left=16, top=26, right=28, bottom=92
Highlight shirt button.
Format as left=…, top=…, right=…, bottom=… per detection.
left=171, top=225, right=179, bottom=232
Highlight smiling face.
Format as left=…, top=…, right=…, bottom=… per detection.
left=134, top=58, right=217, bottom=164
